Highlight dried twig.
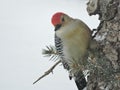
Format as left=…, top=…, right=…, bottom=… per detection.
left=33, top=60, right=61, bottom=84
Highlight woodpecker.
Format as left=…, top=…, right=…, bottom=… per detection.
left=51, top=12, right=92, bottom=90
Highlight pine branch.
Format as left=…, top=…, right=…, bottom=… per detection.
left=33, top=60, right=61, bottom=84
left=42, top=45, right=59, bottom=61
left=33, top=45, right=61, bottom=84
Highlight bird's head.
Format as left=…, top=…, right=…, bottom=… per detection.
left=51, top=12, right=72, bottom=31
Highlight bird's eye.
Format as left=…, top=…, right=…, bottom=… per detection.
left=62, top=17, right=65, bottom=22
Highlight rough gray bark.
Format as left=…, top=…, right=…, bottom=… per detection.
left=86, top=0, right=120, bottom=90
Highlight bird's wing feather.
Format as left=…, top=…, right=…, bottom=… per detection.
left=55, top=34, right=69, bottom=70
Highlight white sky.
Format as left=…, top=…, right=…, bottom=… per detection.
left=0, top=0, right=99, bottom=90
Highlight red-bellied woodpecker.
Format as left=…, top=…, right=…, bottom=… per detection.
left=51, top=12, right=92, bottom=90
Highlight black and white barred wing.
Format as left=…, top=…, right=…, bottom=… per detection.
left=55, top=35, right=69, bottom=70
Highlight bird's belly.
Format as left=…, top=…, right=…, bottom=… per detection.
left=63, top=38, right=87, bottom=63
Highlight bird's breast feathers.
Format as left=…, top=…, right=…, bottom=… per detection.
left=55, top=19, right=91, bottom=62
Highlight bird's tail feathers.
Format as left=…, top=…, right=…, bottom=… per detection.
left=74, top=71, right=87, bottom=90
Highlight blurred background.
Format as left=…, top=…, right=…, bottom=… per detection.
left=0, top=0, right=99, bottom=90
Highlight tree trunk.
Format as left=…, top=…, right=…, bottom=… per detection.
left=86, top=0, right=120, bottom=90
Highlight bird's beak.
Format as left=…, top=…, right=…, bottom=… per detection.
left=54, top=24, right=61, bottom=31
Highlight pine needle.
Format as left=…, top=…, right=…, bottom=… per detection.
left=42, top=45, right=59, bottom=61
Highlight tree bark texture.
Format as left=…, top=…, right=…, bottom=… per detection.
left=86, top=0, right=120, bottom=90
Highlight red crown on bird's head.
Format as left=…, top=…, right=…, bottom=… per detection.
left=51, top=12, right=65, bottom=26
